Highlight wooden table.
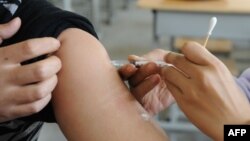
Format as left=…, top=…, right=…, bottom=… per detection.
left=137, top=0, right=250, bottom=47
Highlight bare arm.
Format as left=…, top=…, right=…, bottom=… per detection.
left=52, top=28, right=168, bottom=141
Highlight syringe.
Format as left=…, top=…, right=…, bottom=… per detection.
left=111, top=60, right=173, bottom=68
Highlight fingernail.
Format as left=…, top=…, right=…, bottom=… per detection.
left=147, top=62, right=157, bottom=68
left=10, top=17, right=21, bottom=27
left=164, top=52, right=172, bottom=61
left=54, top=39, right=61, bottom=47
left=128, top=55, right=145, bottom=62
left=126, top=65, right=134, bottom=72
left=151, top=75, right=160, bottom=84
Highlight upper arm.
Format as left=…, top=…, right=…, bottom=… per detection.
left=52, top=28, right=168, bottom=141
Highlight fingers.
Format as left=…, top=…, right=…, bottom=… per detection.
left=131, top=74, right=160, bottom=103
left=11, top=94, right=51, bottom=118
left=11, top=56, right=62, bottom=85
left=13, top=75, right=57, bottom=104
left=128, top=55, right=145, bottom=62
left=0, top=17, right=21, bottom=39
left=180, top=41, right=216, bottom=66
left=129, top=62, right=160, bottom=87
left=141, top=49, right=169, bottom=60
left=118, top=64, right=137, bottom=80
left=2, top=37, right=60, bottom=63
left=164, top=52, right=196, bottom=75
left=164, top=80, right=183, bottom=103
left=128, top=49, right=169, bottom=62
left=161, top=66, right=189, bottom=91
left=119, top=55, right=146, bottom=80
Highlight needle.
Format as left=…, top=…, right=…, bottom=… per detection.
left=204, top=17, right=217, bottom=47
left=111, top=60, right=172, bottom=68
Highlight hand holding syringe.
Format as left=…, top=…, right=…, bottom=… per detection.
left=112, top=17, right=217, bottom=120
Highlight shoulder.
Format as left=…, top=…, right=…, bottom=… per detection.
left=57, top=28, right=106, bottom=57
left=7, top=0, right=97, bottom=43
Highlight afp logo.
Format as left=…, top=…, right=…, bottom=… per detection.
left=224, top=125, right=250, bottom=141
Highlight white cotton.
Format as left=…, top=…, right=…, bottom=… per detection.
left=141, top=113, right=151, bottom=121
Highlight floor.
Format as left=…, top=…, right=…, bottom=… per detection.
left=38, top=0, right=250, bottom=140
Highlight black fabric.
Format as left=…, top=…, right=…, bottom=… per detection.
left=0, top=4, right=11, bottom=22
left=0, top=0, right=97, bottom=140
left=0, top=120, right=43, bottom=141
left=2, top=0, right=97, bottom=46
left=0, top=0, right=21, bottom=23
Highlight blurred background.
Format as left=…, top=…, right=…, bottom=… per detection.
left=39, top=0, right=250, bottom=140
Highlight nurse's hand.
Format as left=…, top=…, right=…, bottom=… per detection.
left=119, top=49, right=175, bottom=115
left=161, top=42, right=250, bottom=140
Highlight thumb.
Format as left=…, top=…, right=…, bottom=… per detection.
left=180, top=41, right=216, bottom=66
left=128, top=55, right=146, bottom=63
left=0, top=17, right=21, bottom=39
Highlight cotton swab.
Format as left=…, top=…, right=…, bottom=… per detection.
left=203, top=17, right=217, bottom=47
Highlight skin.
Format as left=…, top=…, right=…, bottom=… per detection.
left=0, top=17, right=62, bottom=123
left=161, top=42, right=250, bottom=140
left=1, top=17, right=168, bottom=141
left=119, top=49, right=175, bottom=115
left=3, top=16, right=246, bottom=141
left=120, top=42, right=250, bottom=140
left=52, top=28, right=169, bottom=141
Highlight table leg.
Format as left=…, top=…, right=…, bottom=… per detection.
left=170, top=36, right=175, bottom=51
left=63, top=0, right=73, bottom=11
left=105, top=0, right=114, bottom=25
left=123, top=0, right=129, bottom=10
left=91, top=0, right=101, bottom=32
left=153, top=10, right=159, bottom=42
